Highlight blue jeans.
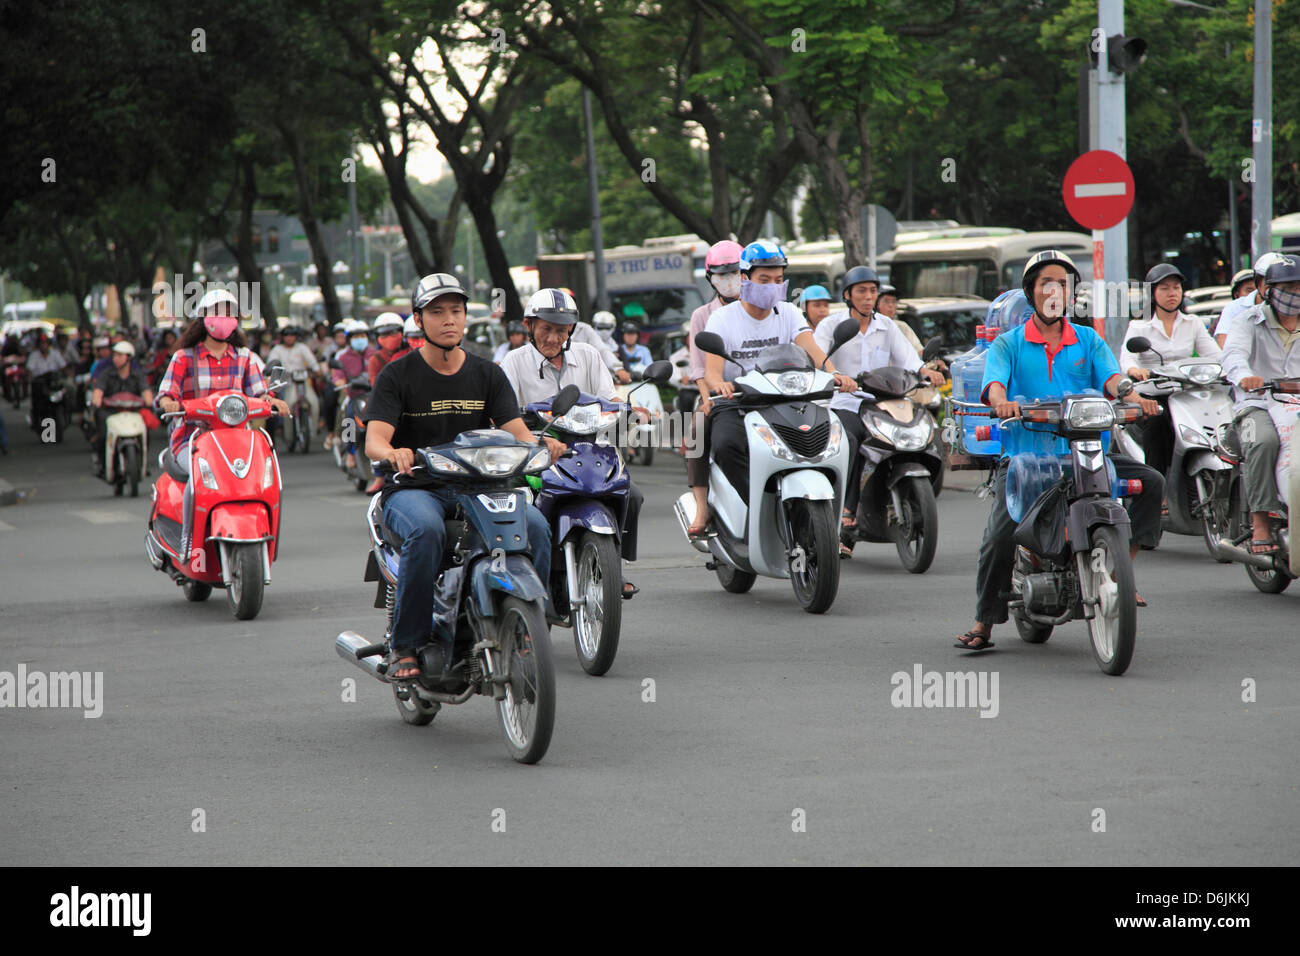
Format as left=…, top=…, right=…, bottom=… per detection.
left=383, top=487, right=552, bottom=652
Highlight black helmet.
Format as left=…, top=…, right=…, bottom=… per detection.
left=1264, top=256, right=1300, bottom=311
left=841, top=265, right=881, bottom=306
left=280, top=324, right=300, bottom=337
left=1144, top=263, right=1185, bottom=286
left=1021, top=249, right=1082, bottom=299
left=506, top=321, right=526, bottom=336
left=620, top=321, right=641, bottom=336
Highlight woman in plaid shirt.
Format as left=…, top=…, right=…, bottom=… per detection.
left=156, top=290, right=290, bottom=555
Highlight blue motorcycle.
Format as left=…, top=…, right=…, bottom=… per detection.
left=525, top=361, right=671, bottom=675
left=334, top=409, right=574, bottom=764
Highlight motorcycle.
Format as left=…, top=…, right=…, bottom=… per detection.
left=526, top=366, right=672, bottom=675
left=329, top=359, right=374, bottom=491
left=3, top=354, right=28, bottom=407
left=613, top=363, right=666, bottom=466
left=1206, top=377, right=1300, bottom=592
left=144, top=380, right=284, bottom=620
left=28, top=371, right=69, bottom=442
left=285, top=369, right=315, bottom=454
left=75, top=372, right=97, bottom=442
left=839, top=364, right=945, bottom=572
left=1114, top=336, right=1235, bottom=560
left=101, top=391, right=148, bottom=497
left=334, top=410, right=574, bottom=764
left=674, top=324, right=856, bottom=614
left=954, top=384, right=1155, bottom=675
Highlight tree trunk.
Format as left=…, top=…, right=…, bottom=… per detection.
left=230, top=157, right=278, bottom=330
left=278, top=120, right=343, bottom=328
left=462, top=186, right=521, bottom=322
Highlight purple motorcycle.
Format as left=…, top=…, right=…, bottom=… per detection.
left=526, top=361, right=671, bottom=675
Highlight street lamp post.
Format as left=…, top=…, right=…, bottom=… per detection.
left=1251, top=0, right=1273, bottom=259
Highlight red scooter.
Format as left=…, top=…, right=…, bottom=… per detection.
left=144, top=389, right=283, bottom=620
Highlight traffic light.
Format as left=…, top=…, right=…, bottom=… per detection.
left=1090, top=33, right=1147, bottom=73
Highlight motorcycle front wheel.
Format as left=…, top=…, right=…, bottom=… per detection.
left=788, top=498, right=840, bottom=614
left=891, top=476, right=939, bottom=574
left=572, top=533, right=622, bottom=676
left=495, top=596, right=555, bottom=764
left=1080, top=525, right=1136, bottom=675
left=1197, top=472, right=1232, bottom=563
left=226, top=543, right=265, bottom=620
left=122, top=444, right=140, bottom=498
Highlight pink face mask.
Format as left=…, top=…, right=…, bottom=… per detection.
left=204, top=315, right=238, bottom=341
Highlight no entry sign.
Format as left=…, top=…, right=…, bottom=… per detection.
left=1063, top=150, right=1134, bottom=231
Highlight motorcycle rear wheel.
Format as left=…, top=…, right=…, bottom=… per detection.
left=495, top=596, right=555, bottom=764
left=715, top=562, right=757, bottom=594
left=1082, top=525, right=1136, bottom=675
left=393, top=684, right=439, bottom=725
left=788, top=498, right=840, bottom=614
left=182, top=580, right=213, bottom=602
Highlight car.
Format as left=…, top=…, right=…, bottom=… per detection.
left=893, top=296, right=991, bottom=360
left=462, top=317, right=506, bottom=360
left=1186, top=296, right=1233, bottom=332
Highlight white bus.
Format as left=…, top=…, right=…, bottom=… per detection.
left=887, top=231, right=1094, bottom=301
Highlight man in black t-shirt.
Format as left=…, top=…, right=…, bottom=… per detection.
left=366, top=273, right=565, bottom=682
left=91, top=342, right=153, bottom=475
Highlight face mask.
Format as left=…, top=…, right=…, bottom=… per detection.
left=739, top=278, right=787, bottom=311
left=1271, top=288, right=1300, bottom=317
left=712, top=272, right=742, bottom=300
left=378, top=333, right=403, bottom=351
left=349, top=336, right=368, bottom=352
left=203, top=315, right=238, bottom=341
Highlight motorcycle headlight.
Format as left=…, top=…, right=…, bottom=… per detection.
left=821, top=417, right=844, bottom=458
left=216, top=394, right=248, bottom=426
left=524, top=445, right=551, bottom=474
left=197, top=456, right=218, bottom=490
left=1063, top=398, right=1114, bottom=430
left=1184, top=363, right=1222, bottom=385
left=455, top=445, right=531, bottom=475
left=867, top=415, right=933, bottom=451
left=1178, top=424, right=1212, bottom=448
left=751, top=423, right=799, bottom=463
left=768, top=370, right=815, bottom=396
left=551, top=403, right=617, bottom=436
left=424, top=451, right=467, bottom=474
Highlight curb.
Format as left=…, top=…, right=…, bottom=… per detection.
left=0, top=478, right=16, bottom=507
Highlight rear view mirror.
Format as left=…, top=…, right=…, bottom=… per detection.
left=921, top=336, right=945, bottom=363
left=1116, top=377, right=1135, bottom=398
left=551, top=384, right=581, bottom=417
left=826, top=317, right=858, bottom=360
left=642, top=359, right=673, bottom=384
left=1125, top=336, right=1151, bottom=354
left=693, top=331, right=729, bottom=359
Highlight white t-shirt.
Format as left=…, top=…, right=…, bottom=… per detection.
left=266, top=341, right=320, bottom=374
left=570, top=322, right=620, bottom=370
left=1214, top=295, right=1261, bottom=341
left=703, top=300, right=811, bottom=381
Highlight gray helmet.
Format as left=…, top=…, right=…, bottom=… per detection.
left=1144, top=263, right=1185, bottom=286
left=1263, top=254, right=1300, bottom=297
left=413, top=273, right=468, bottom=312
left=841, top=265, right=881, bottom=306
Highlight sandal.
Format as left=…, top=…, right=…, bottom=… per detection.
left=1249, top=539, right=1281, bottom=555
left=841, top=508, right=857, bottom=530
left=622, top=581, right=639, bottom=599
left=386, top=651, right=420, bottom=682
left=955, top=629, right=995, bottom=652
left=840, top=543, right=853, bottom=559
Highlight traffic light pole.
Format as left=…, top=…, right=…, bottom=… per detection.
left=1251, top=0, right=1272, bottom=260
left=1096, top=0, right=1128, bottom=355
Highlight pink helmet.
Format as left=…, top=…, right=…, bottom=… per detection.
left=705, top=240, right=744, bottom=274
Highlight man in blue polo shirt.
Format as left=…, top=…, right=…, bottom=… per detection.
left=956, top=250, right=1163, bottom=652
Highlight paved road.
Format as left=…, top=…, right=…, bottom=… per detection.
left=1, top=404, right=1296, bottom=865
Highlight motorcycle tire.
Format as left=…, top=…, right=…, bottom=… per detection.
left=572, top=533, right=622, bottom=676
left=1226, top=479, right=1292, bottom=592
left=295, top=407, right=311, bottom=454
left=1013, top=609, right=1053, bottom=644
left=122, top=444, right=140, bottom=498
left=892, top=476, right=939, bottom=574
left=393, top=683, right=439, bottom=726
left=788, top=498, right=840, bottom=614
left=183, top=580, right=213, bottom=602
left=1082, top=525, right=1137, bottom=676
left=716, top=562, right=757, bottom=594
left=494, top=596, right=555, bottom=765
left=1198, top=473, right=1232, bottom=563
left=226, top=543, right=265, bottom=620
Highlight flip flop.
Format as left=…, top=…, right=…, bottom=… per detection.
left=622, top=582, right=639, bottom=599
left=1249, top=539, right=1281, bottom=555
left=384, top=651, right=420, bottom=683
left=954, top=630, right=995, bottom=651
left=841, top=508, right=857, bottom=530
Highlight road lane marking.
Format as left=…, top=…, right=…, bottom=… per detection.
left=0, top=518, right=15, bottom=532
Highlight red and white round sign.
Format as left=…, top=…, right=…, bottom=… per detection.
left=1063, top=150, right=1134, bottom=231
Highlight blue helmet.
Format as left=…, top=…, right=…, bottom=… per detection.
left=800, top=284, right=832, bottom=303
left=739, top=240, right=788, bottom=273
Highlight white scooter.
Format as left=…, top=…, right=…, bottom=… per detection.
left=101, top=392, right=149, bottom=497
left=614, top=363, right=665, bottom=466
left=674, top=324, right=856, bottom=614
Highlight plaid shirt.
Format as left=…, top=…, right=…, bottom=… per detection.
left=157, top=344, right=267, bottom=454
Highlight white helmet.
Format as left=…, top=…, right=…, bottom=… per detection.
left=592, top=310, right=617, bottom=332
left=524, top=288, right=579, bottom=325
left=1254, top=251, right=1287, bottom=278
left=413, top=272, right=468, bottom=311
left=344, top=319, right=369, bottom=336
left=403, top=315, right=421, bottom=337
left=372, top=312, right=404, bottom=335
left=195, top=288, right=239, bottom=316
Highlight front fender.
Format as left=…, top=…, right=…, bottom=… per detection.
left=469, top=554, right=548, bottom=617
left=1184, top=448, right=1231, bottom=474
left=207, top=501, right=273, bottom=542
left=884, top=463, right=932, bottom=489
left=1067, top=497, right=1131, bottom=553
left=556, top=501, right=620, bottom=545
left=777, top=469, right=836, bottom=502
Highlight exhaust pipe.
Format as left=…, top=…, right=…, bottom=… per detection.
left=674, top=492, right=710, bottom=554
left=144, top=531, right=167, bottom=571
left=1212, top=539, right=1283, bottom=571
left=336, top=631, right=388, bottom=680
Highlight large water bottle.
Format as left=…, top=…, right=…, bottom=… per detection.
left=1004, top=454, right=1064, bottom=522
left=960, top=329, right=1001, bottom=455
left=998, top=290, right=1033, bottom=332
left=948, top=323, right=985, bottom=429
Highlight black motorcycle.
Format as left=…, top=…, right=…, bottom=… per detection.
left=29, top=371, right=70, bottom=442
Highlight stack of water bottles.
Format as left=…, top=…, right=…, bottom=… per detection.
left=950, top=290, right=1034, bottom=458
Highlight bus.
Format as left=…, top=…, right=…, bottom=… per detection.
left=886, top=231, right=1094, bottom=301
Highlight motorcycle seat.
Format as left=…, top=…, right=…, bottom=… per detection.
left=376, top=504, right=465, bottom=556
left=159, top=447, right=189, bottom=482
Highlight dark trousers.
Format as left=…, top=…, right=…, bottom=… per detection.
left=974, top=455, right=1164, bottom=625
left=94, top=408, right=109, bottom=462
left=709, top=405, right=750, bottom=501
left=1133, top=394, right=1174, bottom=478
left=833, top=405, right=869, bottom=516
left=622, top=480, right=644, bottom=561
left=322, top=386, right=338, bottom=432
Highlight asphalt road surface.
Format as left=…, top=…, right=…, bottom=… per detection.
left=1, top=405, right=1296, bottom=866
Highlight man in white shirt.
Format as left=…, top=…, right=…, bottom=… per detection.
left=700, top=241, right=855, bottom=512
left=815, top=266, right=943, bottom=540
left=492, top=322, right=527, bottom=364
left=1215, top=253, right=1287, bottom=348
left=569, top=319, right=628, bottom=382
left=26, top=333, right=68, bottom=377
left=265, top=325, right=322, bottom=429
left=1119, top=264, right=1223, bottom=479
left=500, top=287, right=644, bottom=597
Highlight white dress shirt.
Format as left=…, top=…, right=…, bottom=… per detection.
left=813, top=313, right=921, bottom=413
left=1214, top=294, right=1261, bottom=341
left=499, top=340, right=618, bottom=408
left=26, top=348, right=67, bottom=377
left=569, top=322, right=621, bottom=370
left=1119, top=311, right=1222, bottom=373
